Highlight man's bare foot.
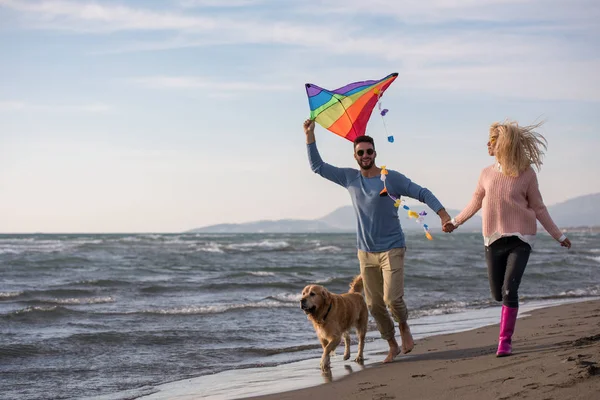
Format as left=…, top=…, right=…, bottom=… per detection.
left=399, top=322, right=414, bottom=354
left=383, top=338, right=401, bottom=363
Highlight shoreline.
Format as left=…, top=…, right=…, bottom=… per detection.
left=130, top=297, right=599, bottom=400
left=249, top=299, right=600, bottom=400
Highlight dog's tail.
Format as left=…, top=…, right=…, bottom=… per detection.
left=348, top=275, right=364, bottom=294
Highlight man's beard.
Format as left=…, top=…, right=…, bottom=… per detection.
left=357, top=159, right=374, bottom=170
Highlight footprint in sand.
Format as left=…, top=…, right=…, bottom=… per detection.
left=372, top=395, right=395, bottom=400
left=572, top=334, right=600, bottom=347
left=358, top=382, right=388, bottom=392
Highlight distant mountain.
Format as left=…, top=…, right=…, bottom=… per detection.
left=546, top=193, right=600, bottom=228
left=317, top=205, right=483, bottom=232
left=189, top=219, right=346, bottom=233
left=187, top=193, right=599, bottom=234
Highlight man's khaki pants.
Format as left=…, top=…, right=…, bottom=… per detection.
left=357, top=247, right=407, bottom=341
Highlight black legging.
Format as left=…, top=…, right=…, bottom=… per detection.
left=485, top=236, right=531, bottom=308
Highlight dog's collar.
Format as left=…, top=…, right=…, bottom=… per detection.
left=321, top=302, right=333, bottom=322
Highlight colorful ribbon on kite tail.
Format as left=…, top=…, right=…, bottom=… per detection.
left=373, top=88, right=394, bottom=143
left=379, top=166, right=433, bottom=240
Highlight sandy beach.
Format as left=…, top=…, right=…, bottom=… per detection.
left=248, top=300, right=600, bottom=400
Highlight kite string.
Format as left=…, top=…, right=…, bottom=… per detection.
left=380, top=166, right=433, bottom=240
left=375, top=89, right=393, bottom=143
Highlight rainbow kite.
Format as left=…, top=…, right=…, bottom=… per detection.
left=305, top=73, right=398, bottom=142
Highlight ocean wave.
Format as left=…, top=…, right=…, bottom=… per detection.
left=314, top=275, right=356, bottom=285
left=200, top=281, right=298, bottom=291
left=118, top=236, right=144, bottom=243
left=409, top=288, right=600, bottom=319
left=265, top=293, right=301, bottom=303
left=2, top=305, right=78, bottom=319
left=0, top=248, right=19, bottom=255
left=247, top=271, right=276, bottom=277
left=24, top=296, right=115, bottom=305
left=69, top=239, right=104, bottom=246
left=75, top=279, right=131, bottom=287
left=0, top=237, right=35, bottom=243
left=1, top=288, right=99, bottom=302
left=549, top=287, right=599, bottom=299
left=217, top=271, right=280, bottom=281
left=0, top=343, right=52, bottom=359
left=314, top=246, right=342, bottom=252
left=225, top=240, right=292, bottom=252
left=0, top=291, right=23, bottom=299
left=142, top=300, right=297, bottom=315
left=0, top=238, right=107, bottom=255
left=0, top=240, right=71, bottom=254
left=410, top=299, right=497, bottom=319
left=194, top=242, right=224, bottom=253
left=411, top=301, right=472, bottom=318
left=139, top=285, right=189, bottom=294
left=139, top=234, right=164, bottom=240
left=238, top=343, right=320, bottom=356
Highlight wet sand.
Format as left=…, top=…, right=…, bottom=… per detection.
left=248, top=300, right=600, bottom=400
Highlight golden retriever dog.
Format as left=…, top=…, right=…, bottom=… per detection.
left=300, top=275, right=368, bottom=371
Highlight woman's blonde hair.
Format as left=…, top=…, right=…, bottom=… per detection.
left=490, top=120, right=547, bottom=177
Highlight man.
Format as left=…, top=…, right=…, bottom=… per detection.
left=303, top=119, right=451, bottom=362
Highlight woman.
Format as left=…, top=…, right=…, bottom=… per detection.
left=444, top=120, right=572, bottom=357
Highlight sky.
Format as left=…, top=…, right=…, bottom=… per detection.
left=1, top=0, right=599, bottom=233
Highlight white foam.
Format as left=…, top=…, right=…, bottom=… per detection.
left=315, top=246, right=342, bottom=252
left=270, top=293, right=301, bottom=303
left=146, top=300, right=297, bottom=315
left=195, top=242, right=224, bottom=253
left=13, top=306, right=58, bottom=314
left=140, top=234, right=163, bottom=240
left=0, top=248, right=19, bottom=254
left=119, top=236, right=143, bottom=243
left=412, top=302, right=470, bottom=318
left=0, top=291, right=22, bottom=298
left=226, top=240, right=290, bottom=252
left=247, top=271, right=275, bottom=277
left=558, top=287, right=599, bottom=297
left=47, top=296, right=115, bottom=305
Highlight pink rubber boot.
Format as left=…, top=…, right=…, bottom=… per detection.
left=496, top=305, right=518, bottom=357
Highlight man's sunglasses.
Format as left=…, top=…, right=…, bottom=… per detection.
left=356, top=149, right=374, bottom=157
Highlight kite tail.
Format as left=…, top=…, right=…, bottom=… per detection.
left=380, top=165, right=433, bottom=240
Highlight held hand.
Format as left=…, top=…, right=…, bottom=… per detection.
left=442, top=221, right=456, bottom=233
left=303, top=119, right=315, bottom=136
left=436, top=208, right=451, bottom=227
left=560, top=238, right=572, bottom=249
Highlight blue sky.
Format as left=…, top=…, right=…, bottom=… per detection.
left=1, top=0, right=599, bottom=233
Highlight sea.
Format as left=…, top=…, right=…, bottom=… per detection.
left=1, top=231, right=599, bottom=400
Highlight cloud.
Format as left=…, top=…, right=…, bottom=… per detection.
left=177, top=0, right=266, bottom=8
left=0, top=0, right=221, bottom=32
left=130, top=76, right=292, bottom=97
left=298, top=0, right=600, bottom=25
left=0, top=101, right=112, bottom=113
left=400, top=60, right=600, bottom=101
left=2, top=0, right=598, bottom=102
